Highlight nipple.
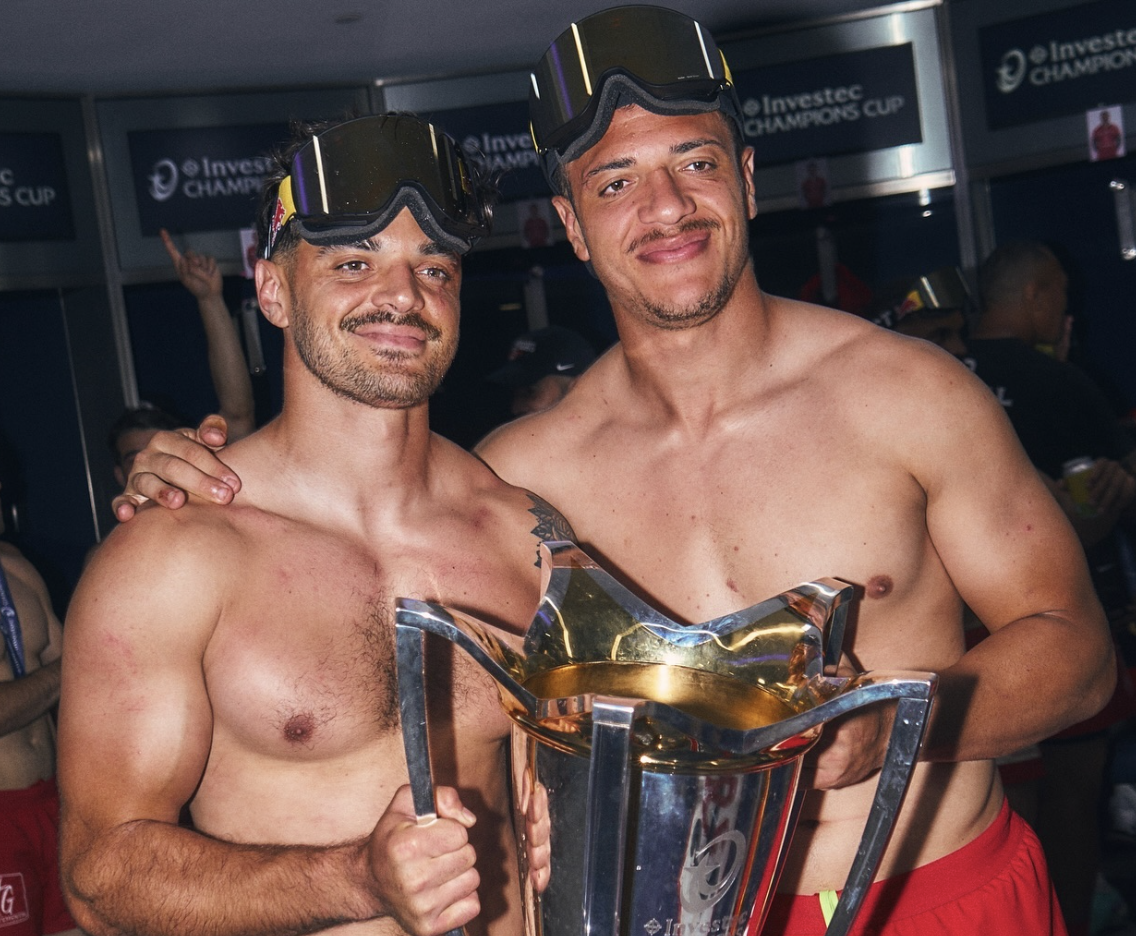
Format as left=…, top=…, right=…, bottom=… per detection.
left=865, top=575, right=894, bottom=599
left=282, top=713, right=316, bottom=745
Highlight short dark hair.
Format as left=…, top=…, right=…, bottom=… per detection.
left=107, top=405, right=182, bottom=465
left=978, top=241, right=1056, bottom=311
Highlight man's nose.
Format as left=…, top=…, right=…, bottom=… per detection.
left=639, top=169, right=695, bottom=226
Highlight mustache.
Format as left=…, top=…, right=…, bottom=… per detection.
left=627, top=217, right=721, bottom=254
left=341, top=310, right=441, bottom=341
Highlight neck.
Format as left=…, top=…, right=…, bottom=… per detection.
left=972, top=304, right=1034, bottom=344
left=612, top=271, right=774, bottom=426
left=260, top=358, right=439, bottom=518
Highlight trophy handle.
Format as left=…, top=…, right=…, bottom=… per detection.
left=821, top=689, right=934, bottom=936
left=394, top=623, right=466, bottom=936
left=582, top=696, right=641, bottom=936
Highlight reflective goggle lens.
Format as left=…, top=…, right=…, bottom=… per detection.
left=265, top=114, right=490, bottom=258
left=530, top=5, right=734, bottom=157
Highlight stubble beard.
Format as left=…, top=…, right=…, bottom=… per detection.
left=291, top=298, right=456, bottom=409
left=621, top=218, right=749, bottom=332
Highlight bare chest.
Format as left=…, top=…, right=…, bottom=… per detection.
left=543, top=425, right=943, bottom=650
left=202, top=535, right=531, bottom=763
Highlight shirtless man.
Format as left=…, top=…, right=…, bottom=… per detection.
left=114, top=8, right=1115, bottom=934
left=1, top=471, right=79, bottom=936
left=57, top=114, right=561, bottom=936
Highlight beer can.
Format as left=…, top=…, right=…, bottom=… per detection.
left=1062, top=456, right=1097, bottom=518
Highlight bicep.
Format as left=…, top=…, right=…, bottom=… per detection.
left=58, top=527, right=221, bottom=833
left=920, top=382, right=1096, bottom=632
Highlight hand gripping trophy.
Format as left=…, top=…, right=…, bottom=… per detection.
left=396, top=541, right=935, bottom=936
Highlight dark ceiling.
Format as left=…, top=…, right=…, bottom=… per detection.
left=3, top=0, right=912, bottom=96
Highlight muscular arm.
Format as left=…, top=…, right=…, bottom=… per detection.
left=0, top=549, right=64, bottom=735
left=59, top=514, right=476, bottom=936
left=913, top=355, right=1114, bottom=763
left=0, top=658, right=60, bottom=736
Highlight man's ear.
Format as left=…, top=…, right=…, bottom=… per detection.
left=255, top=258, right=290, bottom=328
left=552, top=195, right=590, bottom=264
left=741, top=147, right=757, bottom=221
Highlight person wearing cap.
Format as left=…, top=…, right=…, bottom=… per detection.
left=867, top=267, right=971, bottom=358
left=57, top=113, right=562, bottom=936
left=111, top=8, right=1112, bottom=935
left=487, top=326, right=596, bottom=416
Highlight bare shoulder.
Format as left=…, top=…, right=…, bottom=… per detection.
left=776, top=297, right=1002, bottom=440
left=70, top=499, right=243, bottom=643
left=435, top=433, right=577, bottom=550
left=476, top=347, right=620, bottom=490
left=0, top=541, right=47, bottom=593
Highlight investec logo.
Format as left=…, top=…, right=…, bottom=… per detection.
left=147, top=154, right=274, bottom=203
left=995, top=24, right=1136, bottom=94
left=462, top=132, right=538, bottom=173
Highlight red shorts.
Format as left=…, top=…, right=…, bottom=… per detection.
left=0, top=778, right=76, bottom=936
left=762, top=799, right=1066, bottom=935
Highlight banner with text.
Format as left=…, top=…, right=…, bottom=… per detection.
left=425, top=100, right=548, bottom=202
left=128, top=123, right=288, bottom=235
left=979, top=1, right=1136, bottom=131
left=0, top=132, right=75, bottom=242
left=733, top=43, right=923, bottom=168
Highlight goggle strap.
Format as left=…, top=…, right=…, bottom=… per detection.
left=264, top=175, right=297, bottom=260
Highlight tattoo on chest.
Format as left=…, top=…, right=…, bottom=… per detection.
left=526, top=493, right=575, bottom=567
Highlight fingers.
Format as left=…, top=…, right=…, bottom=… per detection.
left=525, top=781, right=551, bottom=894
left=808, top=704, right=893, bottom=790
left=433, top=786, right=477, bottom=828
left=126, top=428, right=240, bottom=507
left=375, top=786, right=481, bottom=936
left=159, top=227, right=183, bottom=266
left=111, top=492, right=147, bottom=522
left=197, top=414, right=232, bottom=451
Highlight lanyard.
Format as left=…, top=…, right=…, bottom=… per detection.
left=0, top=559, right=26, bottom=679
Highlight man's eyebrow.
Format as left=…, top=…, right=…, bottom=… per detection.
left=419, top=240, right=459, bottom=261
left=673, top=137, right=726, bottom=155
left=316, top=238, right=379, bottom=256
left=582, top=156, right=634, bottom=185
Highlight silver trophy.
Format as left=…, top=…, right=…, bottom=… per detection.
left=396, top=542, right=936, bottom=936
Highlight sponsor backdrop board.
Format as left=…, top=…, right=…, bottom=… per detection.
left=951, top=0, right=1136, bottom=171
left=721, top=1, right=953, bottom=205
left=0, top=98, right=103, bottom=288
left=97, top=87, right=369, bottom=272
left=378, top=3, right=951, bottom=217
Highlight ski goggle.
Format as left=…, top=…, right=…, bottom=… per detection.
left=262, top=114, right=492, bottom=259
left=529, top=5, right=742, bottom=186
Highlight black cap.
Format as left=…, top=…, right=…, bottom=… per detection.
left=487, top=326, right=597, bottom=388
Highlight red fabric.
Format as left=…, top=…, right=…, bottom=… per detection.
left=0, top=778, right=76, bottom=936
left=762, top=800, right=1067, bottom=935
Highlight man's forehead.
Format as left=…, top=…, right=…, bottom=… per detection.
left=569, top=106, right=732, bottom=168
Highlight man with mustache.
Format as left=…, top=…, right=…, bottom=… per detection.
left=58, top=114, right=562, bottom=936
left=115, top=8, right=1114, bottom=934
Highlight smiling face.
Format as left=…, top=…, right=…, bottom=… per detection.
left=553, top=106, right=757, bottom=332
left=259, top=208, right=461, bottom=409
